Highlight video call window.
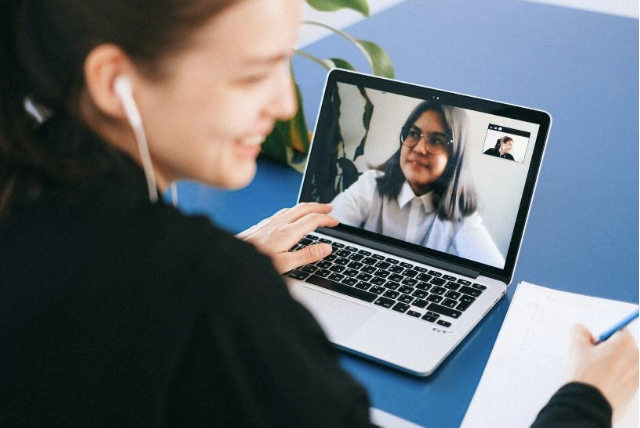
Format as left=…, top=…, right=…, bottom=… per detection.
left=481, top=124, right=531, bottom=163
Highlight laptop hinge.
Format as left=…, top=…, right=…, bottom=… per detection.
left=315, top=227, right=481, bottom=279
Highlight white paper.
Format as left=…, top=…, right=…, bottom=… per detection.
left=370, top=407, right=423, bottom=428
left=462, top=282, right=639, bottom=428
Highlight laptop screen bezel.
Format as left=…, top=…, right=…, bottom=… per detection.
left=298, top=69, right=551, bottom=284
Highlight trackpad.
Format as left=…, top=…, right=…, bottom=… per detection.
left=292, top=286, right=377, bottom=341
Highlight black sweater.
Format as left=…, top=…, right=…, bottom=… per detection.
left=0, top=151, right=611, bottom=427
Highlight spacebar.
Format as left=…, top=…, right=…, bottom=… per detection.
left=305, top=275, right=377, bottom=303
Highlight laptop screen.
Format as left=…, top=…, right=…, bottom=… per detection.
left=299, top=70, right=550, bottom=280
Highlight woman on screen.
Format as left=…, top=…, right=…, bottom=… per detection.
left=331, top=101, right=505, bottom=267
left=484, top=136, right=515, bottom=160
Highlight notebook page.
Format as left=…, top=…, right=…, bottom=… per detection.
left=462, top=282, right=639, bottom=428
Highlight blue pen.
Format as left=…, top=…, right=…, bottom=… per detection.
left=594, top=308, right=639, bottom=344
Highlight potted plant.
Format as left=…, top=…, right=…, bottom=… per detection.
left=260, top=0, right=395, bottom=175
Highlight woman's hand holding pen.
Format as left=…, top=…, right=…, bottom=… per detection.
left=568, top=324, right=639, bottom=420
left=236, top=203, right=339, bottom=274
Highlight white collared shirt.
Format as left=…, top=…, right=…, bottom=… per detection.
left=330, top=170, right=505, bottom=267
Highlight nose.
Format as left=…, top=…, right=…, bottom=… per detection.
left=268, top=65, right=298, bottom=121
left=412, top=136, right=429, bottom=155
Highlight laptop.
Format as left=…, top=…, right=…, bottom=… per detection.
left=285, top=69, right=551, bottom=376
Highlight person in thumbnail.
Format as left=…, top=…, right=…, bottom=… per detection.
left=484, top=136, right=515, bottom=160
left=330, top=101, right=504, bottom=267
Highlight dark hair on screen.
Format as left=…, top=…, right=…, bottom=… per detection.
left=375, top=101, right=478, bottom=222
left=494, top=136, right=513, bottom=150
left=0, top=0, right=236, bottom=221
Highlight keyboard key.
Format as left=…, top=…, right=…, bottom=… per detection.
left=427, top=294, right=443, bottom=303
left=347, top=261, right=363, bottom=269
left=306, top=275, right=377, bottom=302
left=457, top=279, right=471, bottom=285
left=456, top=300, right=471, bottom=311
left=371, top=277, right=386, bottom=286
left=299, top=238, right=313, bottom=246
left=384, top=281, right=400, bottom=291
left=319, top=238, right=332, bottom=244
left=345, top=246, right=358, bottom=252
left=356, top=273, right=372, bottom=281
left=336, top=249, right=351, bottom=257
left=348, top=254, right=364, bottom=262
left=389, top=274, right=403, bottom=282
left=343, top=268, right=359, bottom=277
left=383, top=290, right=400, bottom=299
left=307, top=235, right=319, bottom=240
left=436, top=320, right=452, bottom=327
left=406, top=310, right=421, bottom=318
left=289, top=244, right=301, bottom=252
left=329, top=265, right=345, bottom=273
left=442, top=274, right=456, bottom=281
left=374, top=297, right=394, bottom=308
left=430, top=277, right=446, bottom=286
left=372, top=254, right=385, bottom=260
left=392, top=302, right=410, bottom=313
left=325, top=254, right=337, bottom=261
left=385, top=257, right=399, bottom=264
left=417, top=273, right=432, bottom=282
left=431, top=286, right=446, bottom=295
left=398, top=294, right=414, bottom=304
left=301, top=265, right=318, bottom=273
left=317, top=269, right=331, bottom=278
left=416, top=282, right=431, bottom=291
left=412, top=299, right=428, bottom=308
left=328, top=273, right=345, bottom=282
left=444, top=281, right=460, bottom=291
left=288, top=270, right=310, bottom=280
left=403, top=269, right=418, bottom=278
left=414, top=266, right=427, bottom=272
left=401, top=278, right=418, bottom=286
left=375, top=261, right=391, bottom=269
left=355, top=281, right=371, bottom=290
left=334, top=257, right=350, bottom=266
left=459, top=295, right=475, bottom=304
left=428, top=270, right=442, bottom=277
left=362, top=257, right=378, bottom=265
left=332, top=242, right=345, bottom=248
left=375, top=269, right=390, bottom=278
left=370, top=285, right=385, bottom=295
left=459, top=286, right=482, bottom=298
left=362, top=266, right=377, bottom=274
left=472, top=283, right=487, bottom=290
left=445, top=290, right=461, bottom=299
left=400, top=262, right=414, bottom=268
left=389, top=265, right=404, bottom=274
left=412, top=290, right=428, bottom=299
left=357, top=250, right=372, bottom=256
left=343, top=277, right=358, bottom=286
left=427, top=303, right=462, bottom=319
left=398, top=285, right=414, bottom=294
left=422, top=314, right=438, bottom=322
left=442, top=298, right=457, bottom=308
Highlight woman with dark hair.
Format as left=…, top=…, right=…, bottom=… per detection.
left=484, top=135, right=515, bottom=160
left=331, top=101, right=505, bottom=267
left=0, top=0, right=636, bottom=426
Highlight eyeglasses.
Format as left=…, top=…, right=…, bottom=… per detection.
left=400, top=126, right=452, bottom=155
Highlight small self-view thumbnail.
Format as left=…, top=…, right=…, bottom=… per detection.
left=482, top=124, right=530, bottom=163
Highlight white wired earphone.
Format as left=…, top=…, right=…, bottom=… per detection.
left=114, top=76, right=179, bottom=206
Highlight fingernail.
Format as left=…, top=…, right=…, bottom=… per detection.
left=320, top=243, right=333, bottom=255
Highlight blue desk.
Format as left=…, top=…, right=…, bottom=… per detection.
left=176, top=0, right=638, bottom=426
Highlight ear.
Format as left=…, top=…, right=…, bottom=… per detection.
left=83, top=44, right=137, bottom=120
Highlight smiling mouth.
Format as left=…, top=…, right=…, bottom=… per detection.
left=408, top=159, right=428, bottom=168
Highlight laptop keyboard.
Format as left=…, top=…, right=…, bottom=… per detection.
left=287, top=234, right=486, bottom=328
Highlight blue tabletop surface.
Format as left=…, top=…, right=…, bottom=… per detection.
left=176, top=0, right=638, bottom=426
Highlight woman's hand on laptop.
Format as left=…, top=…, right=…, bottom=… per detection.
left=236, top=203, right=339, bottom=274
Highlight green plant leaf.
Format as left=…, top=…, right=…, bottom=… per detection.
left=303, top=21, right=395, bottom=78
left=306, top=0, right=370, bottom=17
left=329, top=58, right=356, bottom=71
